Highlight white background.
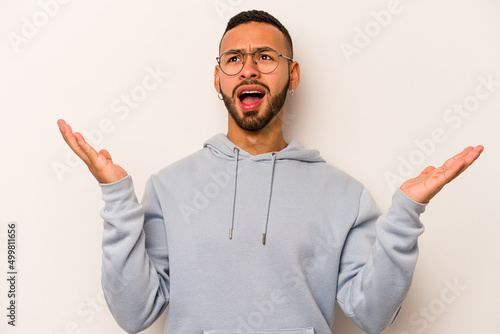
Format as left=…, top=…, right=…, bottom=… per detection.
left=1, top=1, right=499, bottom=333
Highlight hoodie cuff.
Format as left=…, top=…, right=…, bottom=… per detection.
left=99, top=175, right=138, bottom=210
left=385, top=188, right=427, bottom=231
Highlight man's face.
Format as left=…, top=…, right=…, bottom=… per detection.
left=215, top=22, right=295, bottom=132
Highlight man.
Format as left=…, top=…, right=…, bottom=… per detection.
left=57, top=10, right=483, bottom=334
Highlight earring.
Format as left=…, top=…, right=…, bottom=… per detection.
left=218, top=92, right=224, bottom=100
left=288, top=89, right=294, bottom=97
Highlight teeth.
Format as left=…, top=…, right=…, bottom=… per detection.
left=240, top=90, right=263, bottom=97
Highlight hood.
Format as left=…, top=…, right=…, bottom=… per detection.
left=203, top=133, right=326, bottom=163
left=203, top=133, right=325, bottom=245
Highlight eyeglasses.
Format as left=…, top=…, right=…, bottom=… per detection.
left=216, top=48, right=293, bottom=76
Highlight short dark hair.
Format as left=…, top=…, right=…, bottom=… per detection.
left=219, top=10, right=293, bottom=58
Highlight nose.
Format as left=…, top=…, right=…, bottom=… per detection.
left=239, top=53, right=260, bottom=79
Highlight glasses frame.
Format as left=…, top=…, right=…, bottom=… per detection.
left=216, top=48, right=293, bottom=76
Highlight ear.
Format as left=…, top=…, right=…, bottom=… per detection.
left=289, top=61, right=300, bottom=91
left=214, top=65, right=221, bottom=93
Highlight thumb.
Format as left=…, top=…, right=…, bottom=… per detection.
left=99, top=149, right=113, bottom=161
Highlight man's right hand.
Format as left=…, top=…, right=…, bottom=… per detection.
left=57, top=119, right=128, bottom=184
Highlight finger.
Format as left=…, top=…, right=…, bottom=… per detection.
left=74, top=132, right=103, bottom=166
left=57, top=119, right=92, bottom=165
left=421, top=166, right=436, bottom=175
left=99, top=149, right=112, bottom=161
left=448, top=145, right=484, bottom=182
left=442, top=159, right=466, bottom=182
left=465, top=145, right=484, bottom=164
left=439, top=145, right=483, bottom=184
left=441, top=146, right=474, bottom=170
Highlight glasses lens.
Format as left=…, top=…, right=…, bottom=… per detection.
left=218, top=50, right=281, bottom=75
left=255, top=49, right=279, bottom=74
left=219, top=52, right=243, bottom=76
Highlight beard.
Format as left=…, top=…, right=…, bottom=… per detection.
left=222, top=78, right=290, bottom=132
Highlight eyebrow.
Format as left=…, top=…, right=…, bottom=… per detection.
left=223, top=46, right=276, bottom=54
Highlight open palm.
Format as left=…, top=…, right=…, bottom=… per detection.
left=400, top=145, right=484, bottom=203
left=57, top=119, right=128, bottom=184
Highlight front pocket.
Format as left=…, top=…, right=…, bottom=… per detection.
left=203, top=328, right=314, bottom=334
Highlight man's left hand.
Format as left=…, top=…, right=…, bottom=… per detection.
left=400, top=145, right=484, bottom=203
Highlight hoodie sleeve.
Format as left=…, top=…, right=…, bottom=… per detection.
left=336, top=187, right=426, bottom=334
left=99, top=175, right=170, bottom=333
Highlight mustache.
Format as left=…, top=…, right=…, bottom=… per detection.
left=232, top=80, right=270, bottom=97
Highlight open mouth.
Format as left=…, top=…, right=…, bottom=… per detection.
left=237, top=86, right=266, bottom=111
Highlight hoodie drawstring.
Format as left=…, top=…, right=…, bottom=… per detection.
left=228, top=149, right=277, bottom=245
left=262, top=152, right=277, bottom=245
left=229, top=147, right=239, bottom=240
